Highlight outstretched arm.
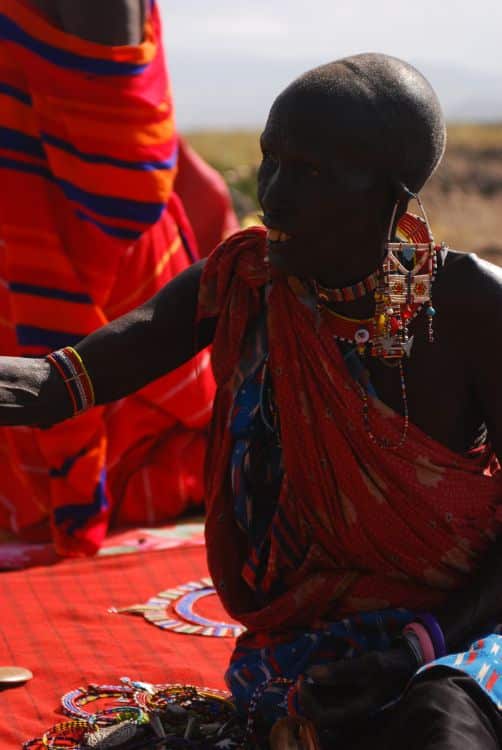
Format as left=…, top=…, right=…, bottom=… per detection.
left=30, top=0, right=148, bottom=45
left=0, top=261, right=216, bottom=428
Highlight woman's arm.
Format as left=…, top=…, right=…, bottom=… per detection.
left=0, top=261, right=216, bottom=427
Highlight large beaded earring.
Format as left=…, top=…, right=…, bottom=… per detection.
left=372, top=185, right=439, bottom=361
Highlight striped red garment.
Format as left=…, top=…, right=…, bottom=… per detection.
left=0, top=1, right=215, bottom=555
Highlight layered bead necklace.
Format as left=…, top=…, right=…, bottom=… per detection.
left=312, top=210, right=444, bottom=449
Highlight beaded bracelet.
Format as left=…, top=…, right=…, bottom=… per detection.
left=399, top=631, right=425, bottom=670
left=403, top=622, right=436, bottom=664
left=41, top=719, right=89, bottom=749
left=243, top=677, right=294, bottom=746
left=61, top=683, right=135, bottom=720
left=46, top=346, right=95, bottom=417
left=415, top=612, right=447, bottom=658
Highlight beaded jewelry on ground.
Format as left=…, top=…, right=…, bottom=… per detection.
left=109, top=578, right=246, bottom=638
left=24, top=680, right=244, bottom=750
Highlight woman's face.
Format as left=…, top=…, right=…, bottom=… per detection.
left=257, top=86, right=393, bottom=287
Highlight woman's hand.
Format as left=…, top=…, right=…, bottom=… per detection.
left=299, top=644, right=417, bottom=730
left=0, top=357, right=72, bottom=427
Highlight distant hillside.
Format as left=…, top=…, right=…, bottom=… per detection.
left=187, top=124, right=502, bottom=265
left=173, top=56, right=502, bottom=130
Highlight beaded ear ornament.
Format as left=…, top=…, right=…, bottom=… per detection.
left=313, top=189, right=442, bottom=361
left=312, top=188, right=447, bottom=450
left=372, top=189, right=440, bottom=361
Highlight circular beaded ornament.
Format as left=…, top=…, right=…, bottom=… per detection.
left=113, top=577, right=246, bottom=638
left=61, top=684, right=137, bottom=721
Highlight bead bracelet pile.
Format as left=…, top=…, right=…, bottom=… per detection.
left=24, top=680, right=244, bottom=750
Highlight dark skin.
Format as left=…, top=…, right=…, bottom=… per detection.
left=2, top=53, right=502, bottom=736
left=28, top=0, right=148, bottom=46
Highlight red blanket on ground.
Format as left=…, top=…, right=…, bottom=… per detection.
left=199, top=227, right=502, bottom=640
left=0, top=544, right=232, bottom=748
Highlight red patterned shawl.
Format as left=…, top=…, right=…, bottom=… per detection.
left=199, top=227, right=502, bottom=636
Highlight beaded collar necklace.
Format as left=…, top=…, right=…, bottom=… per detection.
left=313, top=268, right=380, bottom=304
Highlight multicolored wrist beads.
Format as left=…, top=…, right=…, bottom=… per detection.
left=46, top=346, right=95, bottom=417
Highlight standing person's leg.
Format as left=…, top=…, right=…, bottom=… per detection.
left=385, top=669, right=502, bottom=750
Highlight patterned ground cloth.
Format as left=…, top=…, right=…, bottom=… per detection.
left=0, top=544, right=232, bottom=749
left=0, top=516, right=205, bottom=570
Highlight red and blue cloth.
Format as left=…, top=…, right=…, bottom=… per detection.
left=198, top=226, right=502, bottom=724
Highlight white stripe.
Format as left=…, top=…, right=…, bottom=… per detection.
left=477, top=663, right=490, bottom=683
left=454, top=653, right=464, bottom=666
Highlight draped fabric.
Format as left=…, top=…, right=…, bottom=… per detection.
left=174, top=137, right=239, bottom=258
left=199, top=226, right=502, bottom=642
left=0, top=1, right=215, bottom=555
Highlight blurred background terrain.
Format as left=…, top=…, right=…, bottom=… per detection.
left=161, top=0, right=502, bottom=265
left=186, top=125, right=502, bottom=264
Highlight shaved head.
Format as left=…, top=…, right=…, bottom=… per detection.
left=273, top=53, right=446, bottom=194
left=258, top=53, right=446, bottom=284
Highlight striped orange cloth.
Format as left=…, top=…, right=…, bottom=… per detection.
left=0, top=1, right=215, bottom=556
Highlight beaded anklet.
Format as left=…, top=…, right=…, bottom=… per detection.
left=46, top=346, right=95, bottom=417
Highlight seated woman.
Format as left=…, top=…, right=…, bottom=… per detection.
left=2, top=53, right=502, bottom=749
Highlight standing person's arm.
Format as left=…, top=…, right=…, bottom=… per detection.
left=29, top=1, right=148, bottom=45
left=0, top=262, right=216, bottom=427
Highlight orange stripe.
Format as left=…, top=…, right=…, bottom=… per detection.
left=45, top=147, right=176, bottom=204
left=37, top=99, right=176, bottom=150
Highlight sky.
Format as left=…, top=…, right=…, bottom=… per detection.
left=159, top=0, right=502, bottom=129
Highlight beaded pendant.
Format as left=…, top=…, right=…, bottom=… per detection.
left=372, top=207, right=439, bottom=361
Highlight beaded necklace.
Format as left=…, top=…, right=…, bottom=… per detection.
left=311, top=209, right=443, bottom=449
left=313, top=267, right=380, bottom=303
